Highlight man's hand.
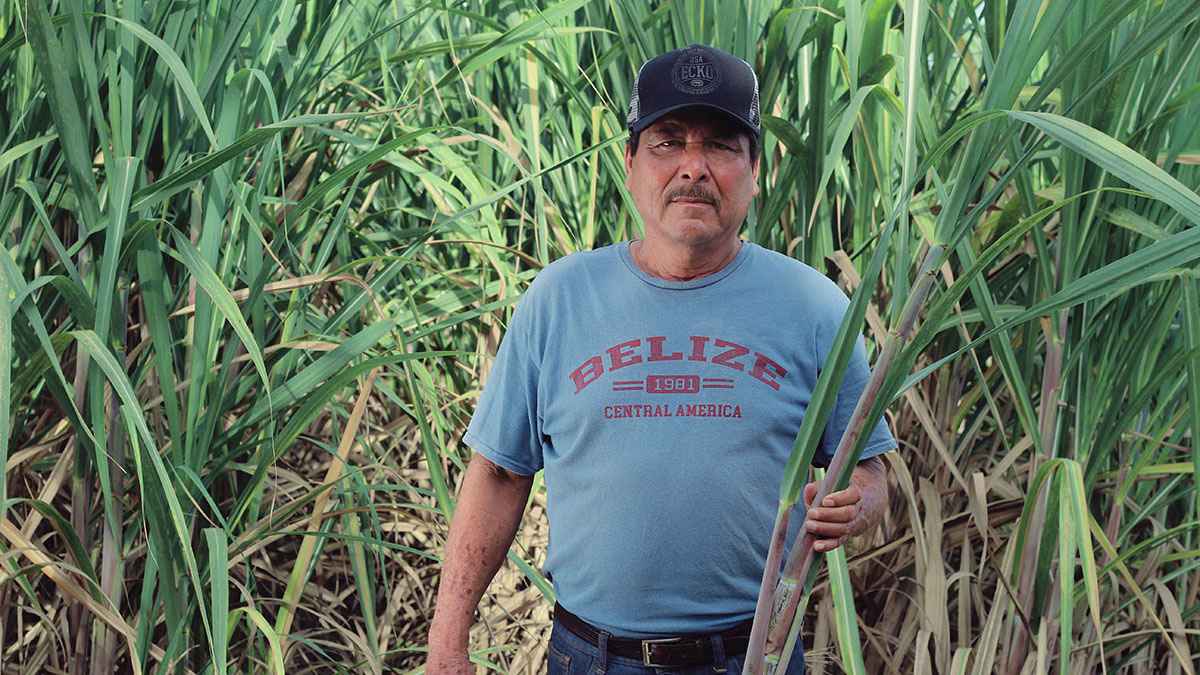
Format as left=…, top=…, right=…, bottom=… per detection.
left=802, top=455, right=888, bottom=553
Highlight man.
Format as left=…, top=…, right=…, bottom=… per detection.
left=427, top=44, right=894, bottom=674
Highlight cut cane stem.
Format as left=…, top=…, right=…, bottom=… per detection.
left=744, top=507, right=791, bottom=675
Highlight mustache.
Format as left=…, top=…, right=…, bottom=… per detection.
left=663, top=185, right=720, bottom=212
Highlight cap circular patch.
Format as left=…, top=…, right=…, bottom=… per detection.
left=671, top=48, right=721, bottom=95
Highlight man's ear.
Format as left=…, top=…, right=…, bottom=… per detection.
left=752, top=155, right=760, bottom=197
left=624, top=142, right=634, bottom=190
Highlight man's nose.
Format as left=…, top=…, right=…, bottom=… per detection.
left=678, top=142, right=710, bottom=182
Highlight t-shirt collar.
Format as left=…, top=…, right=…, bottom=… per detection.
left=617, top=239, right=754, bottom=290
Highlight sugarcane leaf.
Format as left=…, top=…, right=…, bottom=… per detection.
left=1007, top=111, right=1200, bottom=226
left=130, top=112, right=372, bottom=212
left=167, top=229, right=270, bottom=393
left=206, top=528, right=229, bottom=675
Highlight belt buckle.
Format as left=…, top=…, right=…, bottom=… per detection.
left=641, top=636, right=683, bottom=667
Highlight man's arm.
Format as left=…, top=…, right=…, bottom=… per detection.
left=427, top=453, right=535, bottom=674
left=801, top=454, right=889, bottom=553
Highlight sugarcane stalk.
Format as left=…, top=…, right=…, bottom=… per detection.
left=70, top=297, right=93, bottom=675
left=1004, top=309, right=1065, bottom=673
left=93, top=283, right=128, bottom=675
left=745, top=244, right=944, bottom=673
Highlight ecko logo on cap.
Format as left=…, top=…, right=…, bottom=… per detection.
left=672, top=49, right=721, bottom=95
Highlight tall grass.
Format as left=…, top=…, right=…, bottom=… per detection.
left=1, top=0, right=1199, bottom=673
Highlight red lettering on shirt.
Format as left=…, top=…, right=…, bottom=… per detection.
left=607, top=339, right=643, bottom=370
left=748, top=352, right=787, bottom=391
left=647, top=336, right=684, bottom=361
left=711, top=339, right=749, bottom=372
left=570, top=356, right=605, bottom=393
left=573, top=335, right=787, bottom=394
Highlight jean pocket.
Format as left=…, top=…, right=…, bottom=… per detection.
left=547, top=640, right=571, bottom=675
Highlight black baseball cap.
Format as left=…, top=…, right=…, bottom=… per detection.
left=626, top=44, right=761, bottom=137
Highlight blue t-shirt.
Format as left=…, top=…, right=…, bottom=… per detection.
left=464, top=240, right=895, bottom=638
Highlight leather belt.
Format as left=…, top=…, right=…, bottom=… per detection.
left=553, top=602, right=753, bottom=668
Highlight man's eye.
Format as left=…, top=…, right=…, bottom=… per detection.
left=707, top=141, right=739, bottom=155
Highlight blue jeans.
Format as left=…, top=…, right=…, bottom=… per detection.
left=547, top=618, right=806, bottom=674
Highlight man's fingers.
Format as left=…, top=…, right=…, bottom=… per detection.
left=804, top=518, right=848, bottom=552
left=804, top=483, right=866, bottom=552
left=805, top=483, right=860, bottom=509
left=805, top=498, right=857, bottom=553
left=807, top=485, right=862, bottom=523
left=812, top=536, right=846, bottom=553
left=805, top=515, right=855, bottom=537
left=818, top=485, right=862, bottom=507
left=803, top=482, right=818, bottom=507
left=806, top=503, right=858, bottom=523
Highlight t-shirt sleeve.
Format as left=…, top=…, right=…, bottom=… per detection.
left=813, top=295, right=897, bottom=468
left=462, top=284, right=545, bottom=477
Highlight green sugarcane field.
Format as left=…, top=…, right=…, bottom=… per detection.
left=3, top=0, right=1200, bottom=673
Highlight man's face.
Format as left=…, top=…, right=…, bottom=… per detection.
left=624, top=110, right=759, bottom=251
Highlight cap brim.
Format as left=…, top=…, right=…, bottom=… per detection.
left=629, top=102, right=760, bottom=137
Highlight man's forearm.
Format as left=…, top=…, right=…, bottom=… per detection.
left=429, top=453, right=534, bottom=650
